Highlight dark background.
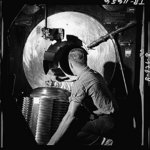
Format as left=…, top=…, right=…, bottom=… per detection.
left=1, top=0, right=149, bottom=148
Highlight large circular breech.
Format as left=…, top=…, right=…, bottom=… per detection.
left=23, top=11, right=116, bottom=89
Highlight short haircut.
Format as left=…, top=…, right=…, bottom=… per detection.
left=68, top=47, right=88, bottom=66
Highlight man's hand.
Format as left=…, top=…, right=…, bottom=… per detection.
left=47, top=137, right=56, bottom=145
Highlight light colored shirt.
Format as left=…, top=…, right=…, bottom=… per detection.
left=69, top=66, right=118, bottom=115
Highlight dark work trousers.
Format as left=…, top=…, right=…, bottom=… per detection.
left=75, top=114, right=115, bottom=146
left=56, top=108, right=117, bottom=146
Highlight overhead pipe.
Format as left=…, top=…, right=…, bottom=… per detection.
left=87, top=21, right=136, bottom=49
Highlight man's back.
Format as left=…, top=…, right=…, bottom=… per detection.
left=70, top=66, right=118, bottom=115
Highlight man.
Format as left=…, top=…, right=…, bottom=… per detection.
left=47, top=47, right=118, bottom=146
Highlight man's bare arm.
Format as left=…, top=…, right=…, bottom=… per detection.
left=47, top=101, right=81, bottom=145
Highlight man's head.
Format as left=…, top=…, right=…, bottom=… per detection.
left=68, top=47, right=88, bottom=75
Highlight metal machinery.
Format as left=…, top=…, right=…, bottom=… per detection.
left=5, top=3, right=144, bottom=146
